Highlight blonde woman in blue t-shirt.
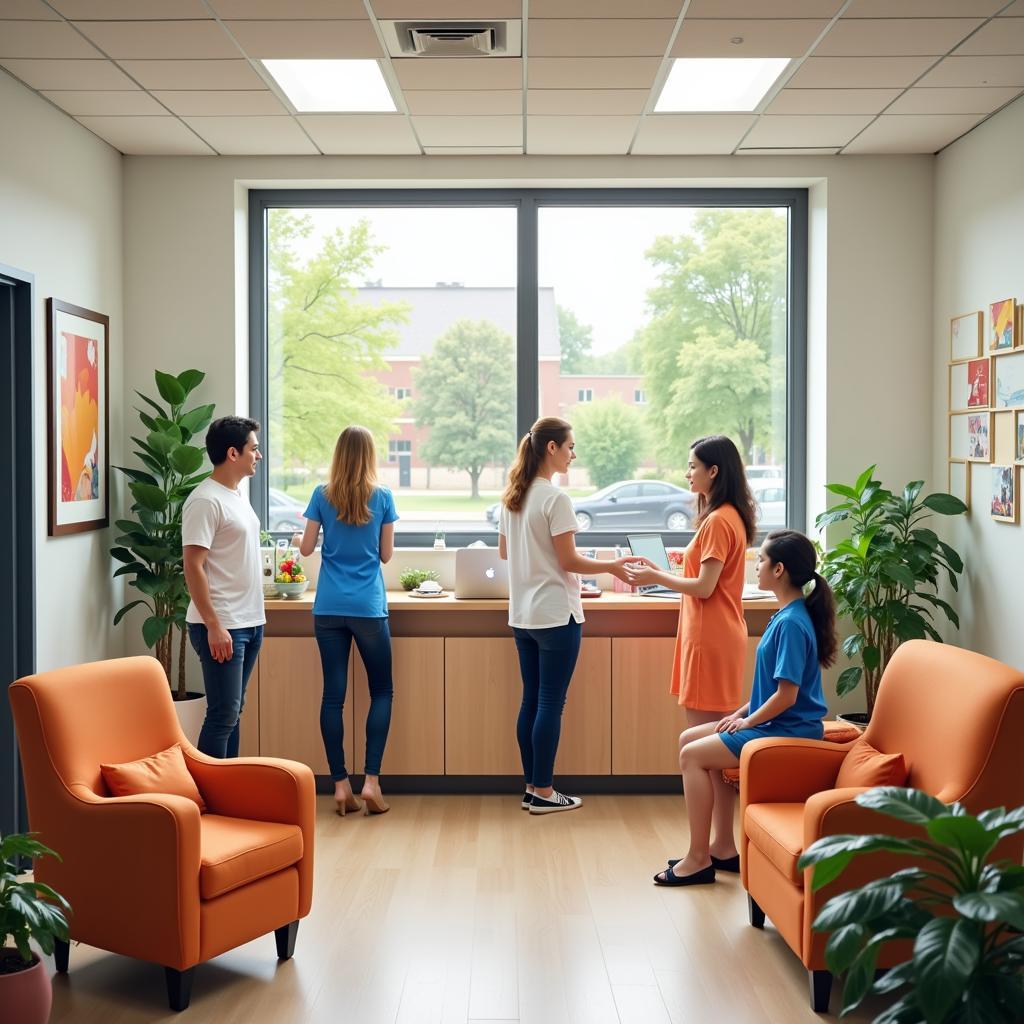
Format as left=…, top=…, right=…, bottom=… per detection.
left=295, top=426, right=398, bottom=817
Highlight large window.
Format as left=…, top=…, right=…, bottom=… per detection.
left=250, top=190, right=806, bottom=545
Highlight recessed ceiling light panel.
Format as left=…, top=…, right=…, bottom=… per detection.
left=261, top=59, right=396, bottom=113
left=655, top=58, right=791, bottom=113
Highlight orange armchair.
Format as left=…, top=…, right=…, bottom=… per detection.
left=740, top=639, right=1024, bottom=1013
left=9, top=656, right=316, bottom=1012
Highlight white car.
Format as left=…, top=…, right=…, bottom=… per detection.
left=746, top=465, right=783, bottom=482
left=752, top=480, right=786, bottom=527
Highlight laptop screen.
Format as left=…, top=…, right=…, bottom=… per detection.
left=626, top=534, right=671, bottom=571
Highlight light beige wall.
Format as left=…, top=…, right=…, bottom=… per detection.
left=934, top=96, right=1024, bottom=669
left=0, top=73, right=124, bottom=672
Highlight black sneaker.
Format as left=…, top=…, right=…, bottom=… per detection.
left=528, top=791, right=582, bottom=815
left=521, top=791, right=533, bottom=810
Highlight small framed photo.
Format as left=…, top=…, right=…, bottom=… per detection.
left=990, top=298, right=1016, bottom=352
left=994, top=349, right=1024, bottom=408
left=950, top=311, right=982, bottom=361
left=966, top=357, right=990, bottom=408
left=1015, top=411, right=1024, bottom=464
left=950, top=411, right=992, bottom=462
left=46, top=298, right=109, bottom=536
left=948, top=460, right=970, bottom=511
left=990, top=465, right=1017, bottom=523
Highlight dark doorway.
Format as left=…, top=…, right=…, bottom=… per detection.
left=398, top=453, right=411, bottom=488
left=0, top=264, right=36, bottom=838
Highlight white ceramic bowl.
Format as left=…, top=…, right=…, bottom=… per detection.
left=275, top=580, right=309, bottom=599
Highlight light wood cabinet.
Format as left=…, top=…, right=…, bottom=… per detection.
left=352, top=637, right=444, bottom=775
left=556, top=637, right=611, bottom=775
left=256, top=636, right=353, bottom=775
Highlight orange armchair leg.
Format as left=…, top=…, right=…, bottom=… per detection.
left=275, top=921, right=299, bottom=961
left=165, top=967, right=195, bottom=1013
left=810, top=971, right=832, bottom=1013
left=747, top=895, right=765, bottom=929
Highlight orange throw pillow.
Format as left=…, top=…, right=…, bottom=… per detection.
left=101, top=743, right=206, bottom=812
left=835, top=736, right=908, bottom=789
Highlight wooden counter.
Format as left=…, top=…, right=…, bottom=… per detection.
left=241, top=590, right=780, bottom=789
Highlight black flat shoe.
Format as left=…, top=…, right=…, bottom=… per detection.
left=667, top=854, right=740, bottom=873
left=653, top=864, right=715, bottom=887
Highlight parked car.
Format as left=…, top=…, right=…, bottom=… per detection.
left=485, top=500, right=501, bottom=526
left=572, top=480, right=697, bottom=532
left=268, top=487, right=306, bottom=532
left=746, top=465, right=783, bottom=481
left=752, top=479, right=786, bottom=526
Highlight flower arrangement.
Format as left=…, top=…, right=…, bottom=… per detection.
left=275, top=554, right=306, bottom=585
left=667, top=550, right=685, bottom=573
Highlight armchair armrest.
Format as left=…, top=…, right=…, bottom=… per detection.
left=741, top=737, right=852, bottom=809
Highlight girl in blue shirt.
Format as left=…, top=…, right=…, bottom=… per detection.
left=296, top=426, right=399, bottom=818
left=654, top=530, right=837, bottom=886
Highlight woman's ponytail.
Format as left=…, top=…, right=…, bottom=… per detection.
left=762, top=531, right=838, bottom=668
left=502, top=417, right=572, bottom=512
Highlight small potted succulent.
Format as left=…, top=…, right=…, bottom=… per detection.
left=399, top=568, right=440, bottom=592
left=275, top=553, right=308, bottom=598
left=1, top=833, right=71, bottom=1024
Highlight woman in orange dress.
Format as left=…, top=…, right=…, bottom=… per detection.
left=624, top=435, right=756, bottom=872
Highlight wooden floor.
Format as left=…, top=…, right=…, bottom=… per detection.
left=47, top=795, right=888, bottom=1024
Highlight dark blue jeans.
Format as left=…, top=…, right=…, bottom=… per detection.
left=188, top=623, right=263, bottom=759
left=314, top=615, right=394, bottom=780
left=512, top=617, right=582, bottom=789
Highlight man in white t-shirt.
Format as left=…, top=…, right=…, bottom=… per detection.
left=182, top=416, right=265, bottom=758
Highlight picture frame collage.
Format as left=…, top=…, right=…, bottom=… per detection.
left=948, top=300, right=1024, bottom=524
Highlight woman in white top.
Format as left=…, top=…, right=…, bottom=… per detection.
left=499, top=417, right=631, bottom=815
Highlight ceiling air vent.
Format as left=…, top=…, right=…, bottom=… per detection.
left=380, top=20, right=522, bottom=58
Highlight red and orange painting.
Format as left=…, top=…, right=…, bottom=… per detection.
left=60, top=331, right=100, bottom=502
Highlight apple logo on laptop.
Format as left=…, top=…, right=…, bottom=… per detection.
left=485, top=567, right=496, bottom=579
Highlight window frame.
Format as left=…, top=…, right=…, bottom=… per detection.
left=249, top=187, right=808, bottom=548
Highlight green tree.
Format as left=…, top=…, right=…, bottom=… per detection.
left=267, top=210, right=408, bottom=476
left=411, top=320, right=516, bottom=497
left=638, top=209, right=787, bottom=463
left=556, top=305, right=594, bottom=373
left=572, top=397, right=646, bottom=489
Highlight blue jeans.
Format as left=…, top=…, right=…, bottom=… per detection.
left=314, top=615, right=394, bottom=780
left=512, top=617, right=582, bottom=789
left=188, top=623, right=263, bottom=759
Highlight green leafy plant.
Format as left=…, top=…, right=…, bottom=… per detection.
left=399, top=568, right=440, bottom=592
left=815, top=466, right=967, bottom=717
left=798, top=788, right=1024, bottom=1023
left=1, top=833, right=70, bottom=969
left=111, top=370, right=214, bottom=699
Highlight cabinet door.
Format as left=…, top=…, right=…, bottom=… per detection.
left=238, top=661, right=260, bottom=756
left=258, top=636, right=353, bottom=775
left=445, top=636, right=612, bottom=776
left=353, top=637, right=444, bottom=775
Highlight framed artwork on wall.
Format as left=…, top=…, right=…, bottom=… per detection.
left=990, top=464, right=1017, bottom=523
left=990, top=298, right=1016, bottom=352
left=1017, top=411, right=1024, bottom=464
left=966, top=357, right=990, bottom=408
left=950, top=311, right=982, bottom=361
left=948, top=460, right=970, bottom=511
left=949, top=362, right=969, bottom=412
left=994, top=350, right=1024, bottom=408
left=46, top=298, right=109, bottom=536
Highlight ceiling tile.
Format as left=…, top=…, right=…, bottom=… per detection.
left=954, top=18, right=1024, bottom=55
left=75, top=114, right=215, bottom=154
left=529, top=19, right=675, bottom=57
left=50, top=1, right=211, bottom=17
left=630, top=112, right=756, bottom=153
left=917, top=54, right=1024, bottom=87
left=843, top=112, right=985, bottom=152
left=372, top=1, right=521, bottom=16
left=411, top=114, right=523, bottom=146
left=422, top=146, right=524, bottom=154
left=814, top=18, right=983, bottom=57
left=41, top=89, right=165, bottom=114
left=182, top=114, right=318, bottom=154
left=118, top=59, right=266, bottom=89
left=767, top=87, right=900, bottom=114
left=686, top=0, right=842, bottom=15
left=152, top=90, right=288, bottom=115
left=0, top=1, right=60, bottom=18
left=392, top=57, right=522, bottom=90
left=73, top=20, right=239, bottom=59
left=672, top=19, right=828, bottom=58
left=0, top=21, right=101, bottom=58
left=224, top=20, right=380, bottom=59
left=210, top=0, right=368, bottom=16
left=845, top=1, right=1004, bottom=15
left=527, top=89, right=649, bottom=115
left=738, top=146, right=841, bottom=154
left=404, top=90, right=522, bottom=115
left=787, top=56, right=934, bottom=87
left=298, top=113, right=420, bottom=153
left=886, top=85, right=1021, bottom=114
left=744, top=113, right=874, bottom=147
left=530, top=1, right=681, bottom=15
left=527, top=57, right=661, bottom=89
left=0, top=57, right=136, bottom=88
left=527, top=114, right=638, bottom=153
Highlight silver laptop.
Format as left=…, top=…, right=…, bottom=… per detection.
left=454, top=547, right=509, bottom=599
left=626, top=534, right=679, bottom=599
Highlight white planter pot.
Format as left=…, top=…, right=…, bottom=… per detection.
left=172, top=693, right=207, bottom=746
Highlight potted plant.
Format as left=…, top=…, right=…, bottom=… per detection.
left=798, top=787, right=1024, bottom=1022
left=1, top=833, right=71, bottom=1024
left=399, top=568, right=440, bottom=592
left=816, top=466, right=967, bottom=724
left=110, top=370, right=214, bottom=735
